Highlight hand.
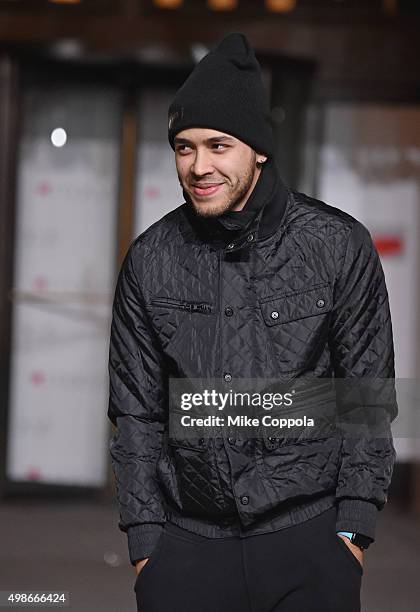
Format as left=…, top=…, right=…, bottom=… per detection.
left=337, top=534, right=364, bottom=567
left=135, top=557, right=149, bottom=577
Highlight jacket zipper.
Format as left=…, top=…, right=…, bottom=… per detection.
left=150, top=298, right=213, bottom=314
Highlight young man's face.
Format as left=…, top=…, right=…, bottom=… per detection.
left=174, top=128, right=265, bottom=218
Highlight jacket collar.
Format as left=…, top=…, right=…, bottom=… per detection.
left=183, top=158, right=289, bottom=248
left=215, top=158, right=274, bottom=233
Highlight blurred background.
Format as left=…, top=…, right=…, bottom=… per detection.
left=0, top=1, right=419, bottom=610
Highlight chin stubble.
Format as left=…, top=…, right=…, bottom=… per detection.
left=183, top=156, right=256, bottom=219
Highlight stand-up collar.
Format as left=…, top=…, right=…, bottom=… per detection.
left=216, top=159, right=274, bottom=232
left=183, top=158, right=289, bottom=247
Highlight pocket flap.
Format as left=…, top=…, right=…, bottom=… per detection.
left=259, top=283, right=332, bottom=326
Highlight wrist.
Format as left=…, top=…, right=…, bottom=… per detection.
left=337, top=531, right=371, bottom=550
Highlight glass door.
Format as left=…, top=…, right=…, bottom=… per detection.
left=7, top=83, right=122, bottom=487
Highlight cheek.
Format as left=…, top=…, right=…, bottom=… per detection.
left=176, top=160, right=189, bottom=181
left=216, top=163, right=238, bottom=183
left=222, top=155, right=251, bottom=183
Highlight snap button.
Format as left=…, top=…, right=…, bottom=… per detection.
left=225, top=307, right=234, bottom=317
left=316, top=298, right=325, bottom=308
left=240, top=495, right=249, bottom=505
left=224, top=373, right=232, bottom=382
left=227, top=242, right=235, bottom=250
left=270, top=311, right=279, bottom=319
left=247, top=233, right=254, bottom=242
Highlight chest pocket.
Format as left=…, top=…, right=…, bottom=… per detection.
left=149, top=296, right=214, bottom=350
left=150, top=297, right=213, bottom=314
left=259, top=283, right=332, bottom=373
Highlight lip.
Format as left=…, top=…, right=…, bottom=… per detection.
left=191, top=183, right=223, bottom=197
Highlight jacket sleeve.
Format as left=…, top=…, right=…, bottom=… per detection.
left=107, top=241, right=167, bottom=565
left=329, top=220, right=398, bottom=542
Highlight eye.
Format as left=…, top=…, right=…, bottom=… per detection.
left=212, top=143, right=227, bottom=151
left=176, top=144, right=192, bottom=154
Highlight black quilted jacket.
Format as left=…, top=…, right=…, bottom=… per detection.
left=107, top=160, right=397, bottom=566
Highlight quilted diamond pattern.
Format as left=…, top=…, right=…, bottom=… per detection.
left=108, top=186, right=397, bottom=562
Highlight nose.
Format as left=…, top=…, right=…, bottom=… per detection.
left=191, top=149, right=214, bottom=177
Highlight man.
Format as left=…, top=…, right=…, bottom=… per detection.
left=108, top=33, right=397, bottom=612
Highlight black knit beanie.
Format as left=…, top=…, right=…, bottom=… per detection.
left=168, top=33, right=275, bottom=158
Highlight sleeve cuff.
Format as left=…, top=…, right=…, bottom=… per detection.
left=335, top=499, right=378, bottom=541
left=127, top=523, right=165, bottom=566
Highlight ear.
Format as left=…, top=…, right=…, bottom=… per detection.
left=256, top=153, right=267, bottom=164
left=256, top=154, right=267, bottom=169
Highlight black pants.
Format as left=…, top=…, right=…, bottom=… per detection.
left=134, top=506, right=363, bottom=612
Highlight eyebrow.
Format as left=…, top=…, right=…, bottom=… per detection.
left=174, top=135, right=236, bottom=145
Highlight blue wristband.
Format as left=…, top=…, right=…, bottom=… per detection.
left=337, top=531, right=354, bottom=539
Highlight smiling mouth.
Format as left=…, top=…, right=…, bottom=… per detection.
left=191, top=183, right=223, bottom=198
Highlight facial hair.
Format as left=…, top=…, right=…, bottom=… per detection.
left=180, top=153, right=257, bottom=219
